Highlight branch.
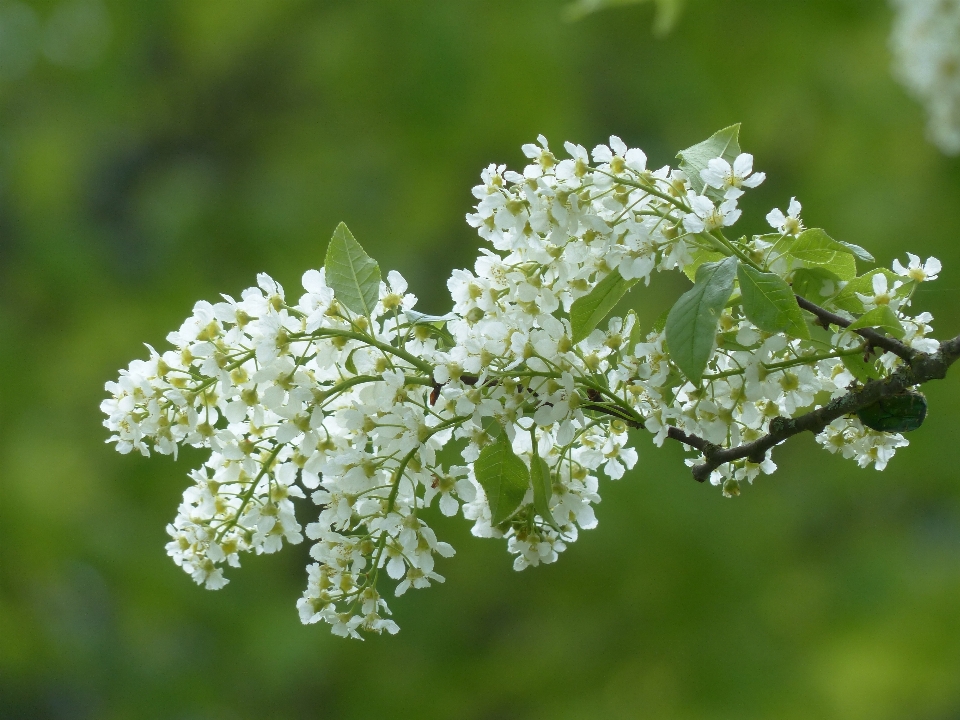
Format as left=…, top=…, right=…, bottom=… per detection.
left=794, top=295, right=916, bottom=362
left=669, top=332, right=960, bottom=483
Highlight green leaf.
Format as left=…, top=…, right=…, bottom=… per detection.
left=848, top=305, right=905, bottom=339
left=626, top=310, right=644, bottom=355
left=474, top=434, right=530, bottom=525
left=792, top=267, right=842, bottom=305
left=832, top=269, right=903, bottom=314
left=653, top=308, right=670, bottom=335
left=856, top=391, right=927, bottom=433
left=324, top=222, right=382, bottom=318
left=563, top=0, right=685, bottom=35
left=403, top=310, right=455, bottom=346
left=677, top=124, right=741, bottom=196
left=344, top=348, right=359, bottom=375
left=480, top=415, right=505, bottom=441
left=403, top=309, right=456, bottom=324
left=842, top=352, right=882, bottom=383
left=530, top=455, right=560, bottom=531
left=683, top=247, right=726, bottom=282
left=570, top=269, right=638, bottom=343
left=716, top=331, right=755, bottom=352
left=838, top=240, right=875, bottom=264
left=665, top=256, right=738, bottom=383
left=772, top=228, right=857, bottom=281
left=737, top=264, right=809, bottom=339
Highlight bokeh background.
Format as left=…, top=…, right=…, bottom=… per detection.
left=3, top=0, right=960, bottom=718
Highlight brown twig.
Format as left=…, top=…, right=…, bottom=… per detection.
left=668, top=332, right=960, bottom=482
left=794, top=295, right=916, bottom=362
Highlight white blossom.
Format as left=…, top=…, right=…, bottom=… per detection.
left=766, top=197, right=804, bottom=236
left=890, top=0, right=960, bottom=154
left=104, top=132, right=943, bottom=639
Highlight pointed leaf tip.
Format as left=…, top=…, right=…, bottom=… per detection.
left=570, top=269, right=638, bottom=343
left=677, top=124, right=742, bottom=196
left=324, top=222, right=382, bottom=318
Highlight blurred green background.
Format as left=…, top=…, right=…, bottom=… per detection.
left=3, top=0, right=960, bottom=718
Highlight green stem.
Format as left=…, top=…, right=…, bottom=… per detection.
left=709, top=230, right=762, bottom=271
left=596, top=170, right=690, bottom=212
left=216, top=445, right=282, bottom=541
left=317, top=374, right=433, bottom=405
left=702, top=345, right=866, bottom=381
left=291, top=328, right=433, bottom=374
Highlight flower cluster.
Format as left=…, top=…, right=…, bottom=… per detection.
left=104, top=128, right=945, bottom=637
left=890, top=0, right=960, bottom=154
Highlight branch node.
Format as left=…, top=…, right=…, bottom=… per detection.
left=768, top=416, right=791, bottom=436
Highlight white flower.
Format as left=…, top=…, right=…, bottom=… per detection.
left=766, top=197, right=804, bottom=235
left=591, top=135, right=647, bottom=173
left=700, top=153, right=765, bottom=196
left=105, top=132, right=945, bottom=641
left=521, top=135, right=556, bottom=178
left=893, top=253, right=941, bottom=282
left=855, top=273, right=905, bottom=311
left=890, top=0, right=960, bottom=155
left=683, top=194, right=741, bottom=233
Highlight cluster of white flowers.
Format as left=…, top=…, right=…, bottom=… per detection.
left=890, top=0, right=960, bottom=154
left=104, top=130, right=944, bottom=637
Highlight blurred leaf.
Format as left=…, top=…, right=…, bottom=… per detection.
left=325, top=222, right=381, bottom=318
left=563, top=0, right=686, bottom=34
left=474, top=433, right=529, bottom=524
left=737, top=263, right=809, bottom=339
left=665, top=256, right=738, bottom=382
left=653, top=308, right=670, bottom=335
left=678, top=124, right=741, bottom=196
left=570, top=269, right=637, bottom=343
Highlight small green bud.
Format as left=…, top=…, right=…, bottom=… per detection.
left=722, top=478, right=741, bottom=498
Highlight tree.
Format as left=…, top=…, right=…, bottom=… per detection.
left=103, top=126, right=958, bottom=638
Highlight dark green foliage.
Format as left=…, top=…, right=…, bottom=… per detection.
left=856, top=391, right=928, bottom=433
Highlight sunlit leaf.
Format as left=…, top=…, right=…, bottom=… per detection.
left=677, top=125, right=741, bottom=196
left=848, top=305, right=905, bottom=339
left=838, top=240, right=875, bottom=263
left=737, top=263, right=809, bottom=339
left=570, top=269, right=637, bottom=343
left=324, top=222, right=381, bottom=318
left=772, top=228, right=857, bottom=281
